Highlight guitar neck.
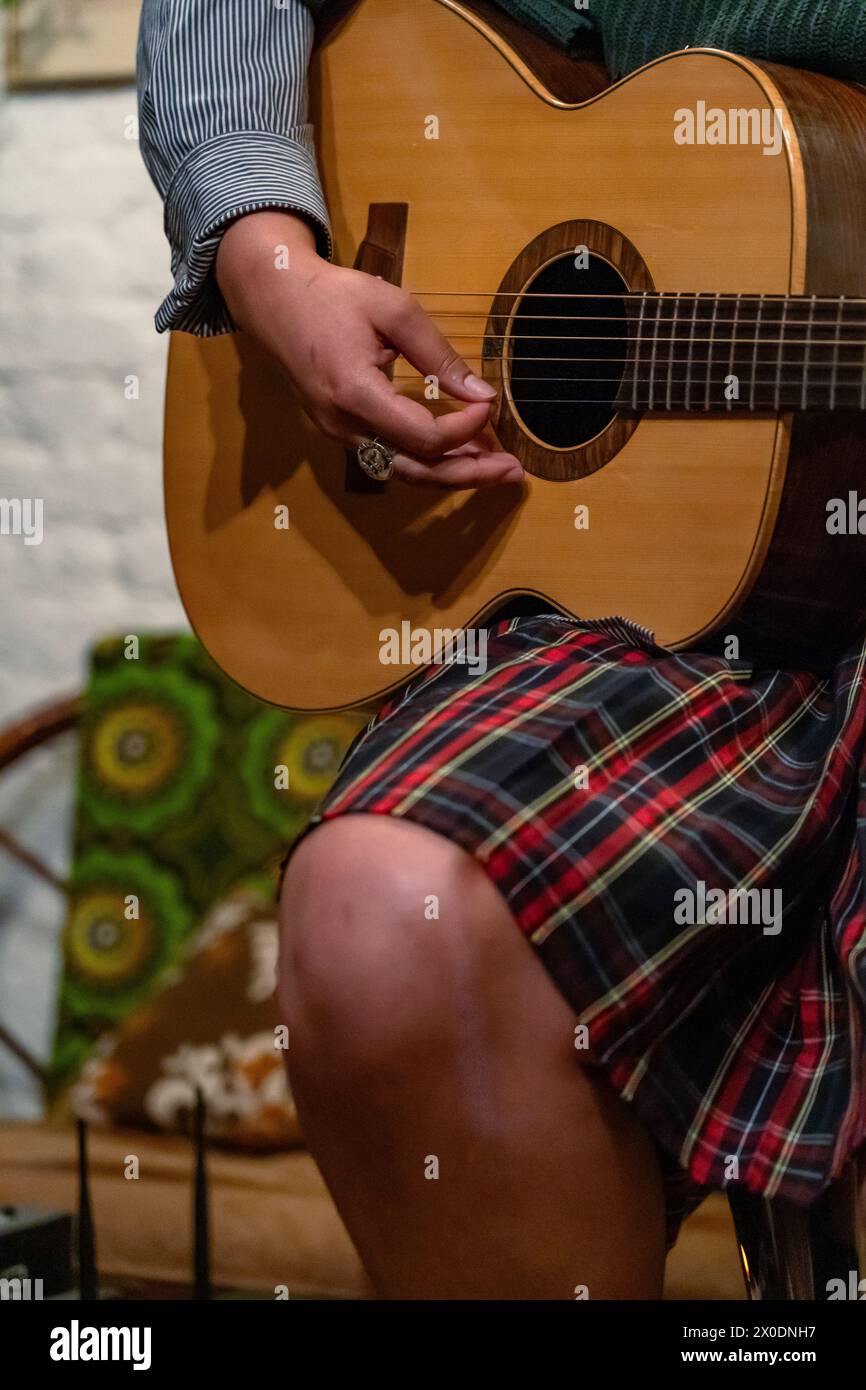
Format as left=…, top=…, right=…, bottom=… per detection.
left=621, top=293, right=866, bottom=413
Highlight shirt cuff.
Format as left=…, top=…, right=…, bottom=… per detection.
left=156, top=128, right=333, bottom=337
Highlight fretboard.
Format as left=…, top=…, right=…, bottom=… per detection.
left=619, top=293, right=866, bottom=413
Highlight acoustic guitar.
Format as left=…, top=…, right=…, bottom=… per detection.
left=164, top=0, right=866, bottom=711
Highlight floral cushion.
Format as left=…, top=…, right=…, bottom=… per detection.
left=50, top=633, right=370, bottom=1094
left=65, top=889, right=301, bottom=1151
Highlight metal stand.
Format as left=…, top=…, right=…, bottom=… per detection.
left=727, top=1154, right=865, bottom=1300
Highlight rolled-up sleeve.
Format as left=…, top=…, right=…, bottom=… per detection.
left=137, top=0, right=332, bottom=336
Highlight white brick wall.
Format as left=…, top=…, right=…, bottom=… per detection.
left=0, top=66, right=189, bottom=1111
left=0, top=81, right=187, bottom=721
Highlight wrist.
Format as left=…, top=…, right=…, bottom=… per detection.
left=216, top=210, right=323, bottom=322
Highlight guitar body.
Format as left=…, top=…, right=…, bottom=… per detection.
left=164, top=0, right=866, bottom=710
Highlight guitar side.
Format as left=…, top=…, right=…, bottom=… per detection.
left=722, top=58, right=866, bottom=669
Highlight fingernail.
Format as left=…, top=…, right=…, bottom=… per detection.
left=464, top=373, right=497, bottom=400
left=505, top=464, right=525, bottom=482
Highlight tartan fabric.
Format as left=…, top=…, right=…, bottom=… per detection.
left=297, top=613, right=866, bottom=1237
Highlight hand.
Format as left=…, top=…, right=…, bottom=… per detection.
left=216, top=211, right=525, bottom=489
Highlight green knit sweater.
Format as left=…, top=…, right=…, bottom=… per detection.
left=303, top=0, right=866, bottom=84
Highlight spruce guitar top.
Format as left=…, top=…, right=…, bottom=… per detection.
left=164, top=0, right=866, bottom=710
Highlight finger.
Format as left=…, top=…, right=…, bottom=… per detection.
left=393, top=449, right=526, bottom=490
left=374, top=289, right=497, bottom=403
left=342, top=370, right=498, bottom=459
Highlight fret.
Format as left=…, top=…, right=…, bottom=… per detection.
left=830, top=295, right=844, bottom=410
left=749, top=294, right=765, bottom=411
left=647, top=293, right=664, bottom=410
left=801, top=294, right=815, bottom=411
left=704, top=293, right=719, bottom=411
left=683, top=293, right=699, bottom=411
left=725, top=294, right=740, bottom=413
left=632, top=292, right=647, bottom=411
left=616, top=290, right=866, bottom=415
left=773, top=296, right=788, bottom=411
left=666, top=291, right=682, bottom=410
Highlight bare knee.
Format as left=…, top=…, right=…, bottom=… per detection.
left=277, top=815, right=505, bottom=1073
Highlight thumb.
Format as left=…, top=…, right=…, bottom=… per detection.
left=378, top=290, right=497, bottom=403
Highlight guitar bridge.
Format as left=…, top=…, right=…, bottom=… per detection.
left=345, top=202, right=408, bottom=494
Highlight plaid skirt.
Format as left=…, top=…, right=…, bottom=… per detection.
left=288, top=613, right=866, bottom=1243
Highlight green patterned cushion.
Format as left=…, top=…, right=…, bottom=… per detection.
left=49, top=634, right=369, bottom=1092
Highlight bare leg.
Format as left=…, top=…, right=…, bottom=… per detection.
left=278, top=814, right=666, bottom=1300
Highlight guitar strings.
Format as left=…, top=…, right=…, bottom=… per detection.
left=411, top=290, right=866, bottom=303
left=386, top=388, right=864, bottom=405
left=389, top=365, right=866, bottom=403
left=411, top=333, right=866, bottom=347
left=395, top=358, right=866, bottom=372
left=429, top=315, right=866, bottom=329
left=391, top=371, right=866, bottom=383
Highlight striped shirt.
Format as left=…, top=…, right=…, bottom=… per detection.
left=137, top=1, right=866, bottom=338
left=137, top=0, right=332, bottom=337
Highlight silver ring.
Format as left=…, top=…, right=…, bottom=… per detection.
left=356, top=437, right=395, bottom=482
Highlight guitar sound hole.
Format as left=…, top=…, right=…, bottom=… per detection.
left=507, top=253, right=629, bottom=449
